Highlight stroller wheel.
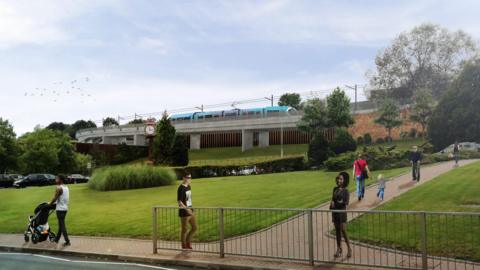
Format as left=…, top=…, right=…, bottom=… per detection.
left=24, top=234, right=29, bottom=243
left=31, top=234, right=39, bottom=244
left=49, top=233, right=56, bottom=242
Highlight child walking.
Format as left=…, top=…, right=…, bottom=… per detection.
left=376, top=174, right=386, bottom=201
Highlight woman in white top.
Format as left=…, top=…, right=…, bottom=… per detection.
left=49, top=174, right=70, bottom=246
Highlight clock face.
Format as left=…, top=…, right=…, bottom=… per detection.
left=145, top=125, right=155, bottom=135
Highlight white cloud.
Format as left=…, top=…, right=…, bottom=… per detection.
left=137, top=37, right=169, bottom=55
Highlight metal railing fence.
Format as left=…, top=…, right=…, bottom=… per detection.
left=152, top=206, right=480, bottom=270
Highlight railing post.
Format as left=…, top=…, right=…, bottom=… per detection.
left=420, top=212, right=428, bottom=270
left=307, top=209, right=314, bottom=266
left=219, top=208, right=225, bottom=258
left=152, top=207, right=158, bottom=254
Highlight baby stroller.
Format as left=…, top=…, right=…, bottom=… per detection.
left=24, top=202, right=56, bottom=244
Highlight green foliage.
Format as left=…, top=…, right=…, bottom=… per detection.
left=278, top=93, right=302, bottom=109
left=88, top=165, right=176, bottom=191
left=324, top=152, right=356, bottom=171
left=357, top=136, right=364, bottom=145
left=153, top=112, right=176, bottom=165
left=374, top=98, right=402, bottom=140
left=46, top=122, right=70, bottom=133
left=369, top=23, right=477, bottom=100
left=113, top=143, right=149, bottom=165
left=0, top=118, right=19, bottom=172
left=363, top=133, right=372, bottom=145
left=326, top=87, right=354, bottom=128
left=18, top=128, right=76, bottom=174
left=69, top=120, right=97, bottom=138
left=410, top=88, right=436, bottom=135
left=307, top=133, right=332, bottom=166
left=128, top=119, right=144, bottom=125
left=297, top=98, right=329, bottom=133
left=90, top=143, right=108, bottom=167
left=428, top=61, right=480, bottom=150
left=181, top=156, right=305, bottom=178
left=102, top=117, right=119, bottom=127
left=376, top=137, right=385, bottom=144
left=171, top=134, right=189, bottom=166
left=73, top=153, right=93, bottom=175
left=330, top=128, right=357, bottom=155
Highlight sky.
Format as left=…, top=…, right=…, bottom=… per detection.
left=1, top=0, right=480, bottom=135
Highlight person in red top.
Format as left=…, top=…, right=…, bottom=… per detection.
left=353, top=153, right=370, bottom=201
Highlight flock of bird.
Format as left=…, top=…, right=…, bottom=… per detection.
left=24, top=77, right=95, bottom=103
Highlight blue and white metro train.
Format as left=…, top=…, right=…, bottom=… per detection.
left=169, top=106, right=295, bottom=122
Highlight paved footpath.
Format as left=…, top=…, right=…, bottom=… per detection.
left=0, top=160, right=478, bottom=270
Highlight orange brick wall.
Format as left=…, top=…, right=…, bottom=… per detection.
left=348, top=109, right=422, bottom=141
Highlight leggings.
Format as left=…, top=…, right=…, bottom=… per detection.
left=56, top=211, right=70, bottom=242
left=333, top=222, right=351, bottom=250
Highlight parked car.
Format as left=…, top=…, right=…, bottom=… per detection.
left=0, top=174, right=15, bottom=188
left=67, top=174, right=90, bottom=184
left=237, top=166, right=256, bottom=176
left=13, top=174, right=56, bottom=188
left=8, top=174, right=24, bottom=181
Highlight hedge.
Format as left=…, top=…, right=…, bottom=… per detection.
left=175, top=156, right=306, bottom=179
left=89, top=165, right=176, bottom=191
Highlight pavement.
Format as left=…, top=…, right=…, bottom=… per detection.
left=0, top=160, right=478, bottom=270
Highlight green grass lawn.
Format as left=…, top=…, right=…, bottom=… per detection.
left=347, top=161, right=480, bottom=261
left=0, top=167, right=407, bottom=241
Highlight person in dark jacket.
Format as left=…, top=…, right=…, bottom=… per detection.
left=330, top=171, right=352, bottom=258
left=410, top=146, right=422, bottom=182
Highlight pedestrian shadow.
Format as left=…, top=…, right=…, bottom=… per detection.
left=398, top=181, right=415, bottom=190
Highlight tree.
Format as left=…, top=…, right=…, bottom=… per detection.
left=369, top=23, right=477, bottom=100
left=409, top=88, right=436, bottom=136
left=18, top=128, right=76, bottom=174
left=330, top=128, right=357, bottom=154
left=326, top=87, right=354, bottom=128
left=128, top=118, right=144, bottom=125
left=374, top=98, right=402, bottom=142
left=278, top=93, right=302, bottom=109
left=103, top=117, right=119, bottom=127
left=153, top=112, right=176, bottom=165
left=70, top=120, right=97, bottom=138
left=428, top=61, right=480, bottom=150
left=171, top=134, right=189, bottom=166
left=0, top=118, right=19, bottom=173
left=297, top=98, right=329, bottom=133
left=46, top=122, right=70, bottom=133
left=307, top=133, right=332, bottom=166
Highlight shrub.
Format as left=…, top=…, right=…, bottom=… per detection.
left=177, top=156, right=305, bottom=179
left=330, top=129, right=357, bottom=155
left=409, top=128, right=417, bottom=138
left=171, top=134, right=189, bottom=166
left=112, top=143, right=148, bottom=165
left=308, top=133, right=333, bottom=166
left=363, top=133, right=372, bottom=145
left=357, top=136, right=364, bottom=145
left=89, top=165, right=176, bottom=191
left=324, top=152, right=356, bottom=171
left=376, top=137, right=384, bottom=144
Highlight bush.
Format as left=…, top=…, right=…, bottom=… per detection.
left=324, top=152, right=356, bottom=171
left=73, top=153, right=93, bottom=175
left=308, top=133, right=333, bottom=166
left=409, top=128, right=417, bottom=138
left=363, top=133, right=372, bottom=145
left=357, top=136, right=364, bottom=145
left=89, top=165, right=176, bottom=191
left=112, top=143, right=148, bottom=165
left=171, top=135, right=189, bottom=166
left=376, top=137, right=385, bottom=144
left=330, top=129, right=357, bottom=155
left=177, top=156, right=306, bottom=179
